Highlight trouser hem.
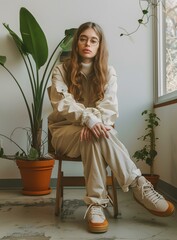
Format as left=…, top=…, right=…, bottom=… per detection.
left=84, top=196, right=110, bottom=205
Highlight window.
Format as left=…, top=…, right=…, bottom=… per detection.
left=154, top=0, right=177, bottom=105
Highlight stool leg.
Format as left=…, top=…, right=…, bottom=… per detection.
left=55, top=160, right=63, bottom=216
left=111, top=171, right=118, bottom=218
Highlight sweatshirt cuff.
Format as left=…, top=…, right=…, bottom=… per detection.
left=87, top=117, right=102, bottom=129
left=81, top=108, right=102, bottom=129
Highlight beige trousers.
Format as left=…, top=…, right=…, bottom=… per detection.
left=51, top=125, right=141, bottom=205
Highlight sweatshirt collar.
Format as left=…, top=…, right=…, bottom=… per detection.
left=81, top=62, right=93, bottom=77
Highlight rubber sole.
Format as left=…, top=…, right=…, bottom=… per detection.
left=134, top=195, right=175, bottom=217
left=88, top=220, right=109, bottom=233
left=88, top=226, right=108, bottom=233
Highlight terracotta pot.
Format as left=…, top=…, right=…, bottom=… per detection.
left=16, top=159, right=55, bottom=196
left=143, top=174, right=160, bottom=189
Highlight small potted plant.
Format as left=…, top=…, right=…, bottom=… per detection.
left=0, top=7, right=76, bottom=195
left=133, top=109, right=160, bottom=188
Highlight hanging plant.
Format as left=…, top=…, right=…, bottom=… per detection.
left=120, top=0, right=164, bottom=37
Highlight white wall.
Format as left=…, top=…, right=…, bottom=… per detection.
left=0, top=0, right=153, bottom=179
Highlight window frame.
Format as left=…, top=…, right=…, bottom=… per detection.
left=154, top=0, right=177, bottom=107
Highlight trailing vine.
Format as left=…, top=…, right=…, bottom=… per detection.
left=120, top=0, right=164, bottom=37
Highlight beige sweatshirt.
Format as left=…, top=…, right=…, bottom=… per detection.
left=48, top=63, right=119, bottom=130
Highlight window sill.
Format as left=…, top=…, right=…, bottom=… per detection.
left=154, top=98, right=177, bottom=108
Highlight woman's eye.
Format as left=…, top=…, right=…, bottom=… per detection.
left=91, top=39, right=98, bottom=44
left=80, top=38, right=87, bottom=42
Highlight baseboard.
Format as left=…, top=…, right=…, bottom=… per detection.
left=0, top=179, right=22, bottom=189
left=0, top=178, right=57, bottom=189
left=157, top=179, right=177, bottom=203
left=1, top=178, right=177, bottom=203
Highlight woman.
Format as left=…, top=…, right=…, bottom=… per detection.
left=48, top=22, right=174, bottom=233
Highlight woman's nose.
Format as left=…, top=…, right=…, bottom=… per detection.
left=85, top=40, right=91, bottom=46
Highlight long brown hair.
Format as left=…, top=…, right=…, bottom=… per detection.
left=64, top=22, right=109, bottom=101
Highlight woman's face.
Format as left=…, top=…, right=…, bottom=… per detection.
left=77, top=27, right=100, bottom=63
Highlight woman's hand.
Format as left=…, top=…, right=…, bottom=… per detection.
left=80, top=126, right=93, bottom=141
left=91, top=123, right=111, bottom=139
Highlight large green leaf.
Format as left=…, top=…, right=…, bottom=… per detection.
left=3, top=23, right=27, bottom=54
left=0, top=56, right=6, bottom=65
left=20, top=7, right=48, bottom=69
left=65, top=28, right=77, bottom=36
left=60, top=28, right=77, bottom=51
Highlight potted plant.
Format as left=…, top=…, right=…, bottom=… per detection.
left=0, top=7, right=76, bottom=195
left=133, top=109, right=160, bottom=188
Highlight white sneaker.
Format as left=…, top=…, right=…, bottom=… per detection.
left=84, top=204, right=108, bottom=233
left=132, top=176, right=175, bottom=217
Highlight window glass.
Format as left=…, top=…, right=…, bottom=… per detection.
left=155, top=0, right=177, bottom=103
left=166, top=0, right=177, bottom=94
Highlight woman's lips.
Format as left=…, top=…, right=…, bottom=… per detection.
left=83, top=49, right=91, bottom=53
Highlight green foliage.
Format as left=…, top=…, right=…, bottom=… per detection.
left=0, top=147, right=4, bottom=157
left=20, top=7, right=48, bottom=69
left=142, top=9, right=148, bottom=15
left=138, top=19, right=143, bottom=24
left=0, top=128, right=40, bottom=160
left=0, top=7, right=76, bottom=160
left=120, top=0, right=163, bottom=37
left=133, top=110, right=160, bottom=175
left=26, top=147, right=39, bottom=160
left=0, top=56, right=6, bottom=65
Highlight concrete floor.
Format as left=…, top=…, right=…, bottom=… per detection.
left=0, top=188, right=176, bottom=240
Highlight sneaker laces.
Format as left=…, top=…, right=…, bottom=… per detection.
left=107, top=194, right=113, bottom=205
left=84, top=203, right=107, bottom=219
left=141, top=181, right=164, bottom=205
